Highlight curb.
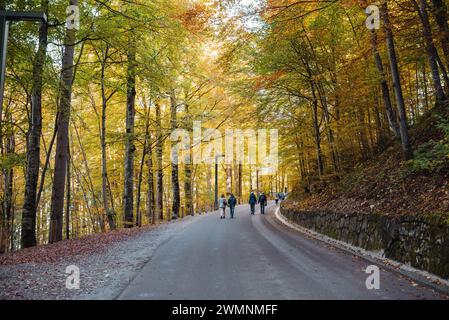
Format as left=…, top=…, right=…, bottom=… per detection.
left=274, top=206, right=449, bottom=297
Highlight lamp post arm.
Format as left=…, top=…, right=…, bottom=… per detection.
left=4, top=11, right=47, bottom=23
left=0, top=10, right=47, bottom=122
left=0, top=14, right=9, bottom=117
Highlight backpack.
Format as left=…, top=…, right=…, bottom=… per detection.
left=249, top=194, right=256, bottom=203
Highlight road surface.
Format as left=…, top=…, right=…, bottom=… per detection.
left=118, top=203, right=443, bottom=300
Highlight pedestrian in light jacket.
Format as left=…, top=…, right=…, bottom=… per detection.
left=219, top=194, right=227, bottom=219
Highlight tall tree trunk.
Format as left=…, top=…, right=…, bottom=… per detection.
left=249, top=164, right=253, bottom=191
left=183, top=105, right=193, bottom=216
left=373, top=91, right=387, bottom=148
left=74, top=123, right=104, bottom=231
left=238, top=163, right=242, bottom=203
left=71, top=156, right=98, bottom=233
left=430, top=0, right=449, bottom=76
left=65, top=140, right=71, bottom=240
left=422, top=63, right=430, bottom=110
left=123, top=39, right=136, bottom=228
left=356, top=106, right=371, bottom=159
left=233, top=161, right=239, bottom=201
left=311, top=81, right=324, bottom=176
left=281, top=174, right=285, bottom=193
left=36, top=113, right=58, bottom=209
left=370, top=29, right=401, bottom=138
left=99, top=45, right=115, bottom=230
left=184, top=154, right=193, bottom=216
left=317, top=81, right=339, bottom=172
left=136, top=101, right=151, bottom=227
left=206, top=163, right=212, bottom=210
left=21, top=0, right=48, bottom=248
left=413, top=0, right=446, bottom=103
left=49, top=0, right=77, bottom=244
left=193, top=165, right=199, bottom=212
left=147, top=128, right=155, bottom=224
left=302, top=28, right=339, bottom=173
left=170, top=91, right=180, bottom=220
left=226, top=165, right=232, bottom=194
left=155, top=103, right=164, bottom=220
left=381, top=1, right=413, bottom=160
left=294, top=136, right=307, bottom=179
left=256, top=169, right=259, bottom=192
left=136, top=142, right=146, bottom=227
left=299, top=47, right=325, bottom=175
left=1, top=119, right=14, bottom=253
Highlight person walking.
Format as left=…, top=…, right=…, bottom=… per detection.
left=228, top=193, right=237, bottom=219
left=258, top=192, right=267, bottom=215
left=219, top=194, right=227, bottom=219
left=249, top=191, right=257, bottom=215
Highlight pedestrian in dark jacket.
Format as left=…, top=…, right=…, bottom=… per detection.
left=258, top=193, right=267, bottom=215
left=228, top=194, right=237, bottom=219
left=249, top=192, right=257, bottom=215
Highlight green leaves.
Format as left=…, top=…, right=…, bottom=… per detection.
left=407, top=117, right=449, bottom=173
left=0, top=152, right=26, bottom=170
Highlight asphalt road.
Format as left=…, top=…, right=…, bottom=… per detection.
left=118, top=202, right=443, bottom=300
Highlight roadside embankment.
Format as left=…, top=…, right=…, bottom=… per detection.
left=280, top=202, right=449, bottom=279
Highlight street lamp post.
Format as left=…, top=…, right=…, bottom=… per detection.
left=0, top=10, right=47, bottom=111
left=214, top=154, right=225, bottom=211
left=0, top=11, right=9, bottom=111
left=256, top=169, right=259, bottom=193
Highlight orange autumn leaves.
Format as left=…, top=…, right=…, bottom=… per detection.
left=177, top=2, right=215, bottom=34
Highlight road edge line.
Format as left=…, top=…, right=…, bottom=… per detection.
left=274, top=206, right=449, bottom=297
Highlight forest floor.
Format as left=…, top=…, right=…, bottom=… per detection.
left=288, top=106, right=449, bottom=218
left=0, top=215, right=197, bottom=299
left=285, top=148, right=449, bottom=218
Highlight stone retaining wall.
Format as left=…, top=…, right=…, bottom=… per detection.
left=280, top=204, right=449, bottom=279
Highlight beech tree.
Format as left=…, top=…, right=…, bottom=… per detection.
left=49, top=0, right=78, bottom=243
left=20, top=0, right=49, bottom=248
left=1, top=0, right=448, bottom=250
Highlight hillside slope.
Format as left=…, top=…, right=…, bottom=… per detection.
left=287, top=105, right=449, bottom=219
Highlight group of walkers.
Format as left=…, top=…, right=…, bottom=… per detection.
left=218, top=193, right=238, bottom=219
left=218, top=191, right=269, bottom=219
left=274, top=192, right=286, bottom=205
left=249, top=191, right=267, bottom=215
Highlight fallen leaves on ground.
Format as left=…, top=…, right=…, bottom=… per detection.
left=286, top=143, right=449, bottom=218
left=0, top=224, right=159, bottom=266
